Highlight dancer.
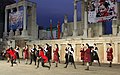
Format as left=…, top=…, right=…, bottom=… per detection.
left=8, top=47, right=17, bottom=67
left=22, top=45, right=29, bottom=64
left=5, top=45, right=11, bottom=63
left=64, top=47, right=68, bottom=64
left=15, top=45, right=20, bottom=63
left=84, top=43, right=91, bottom=70
left=80, top=44, right=85, bottom=65
left=64, top=43, right=76, bottom=69
left=106, top=43, right=113, bottom=67
left=29, top=44, right=37, bottom=65
left=44, top=43, right=51, bottom=66
left=53, top=44, right=59, bottom=67
left=36, top=45, right=50, bottom=69
left=90, top=46, right=101, bottom=66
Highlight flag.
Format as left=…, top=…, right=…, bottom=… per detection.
left=57, top=21, right=60, bottom=39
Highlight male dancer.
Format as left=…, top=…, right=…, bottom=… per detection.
left=36, top=45, right=50, bottom=69
left=29, top=44, right=37, bottom=65
left=64, top=43, right=76, bottom=69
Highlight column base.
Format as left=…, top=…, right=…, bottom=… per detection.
left=22, top=29, right=28, bottom=37
left=83, top=29, right=88, bottom=38
left=9, top=30, right=14, bottom=38
left=72, top=29, right=78, bottom=36
left=15, top=29, right=20, bottom=36
left=117, top=33, right=120, bottom=36
left=3, top=32, right=8, bottom=37
left=112, top=25, right=117, bottom=36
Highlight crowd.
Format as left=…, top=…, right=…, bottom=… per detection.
left=1, top=43, right=113, bottom=70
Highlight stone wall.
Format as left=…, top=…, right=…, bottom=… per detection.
left=26, top=37, right=120, bottom=64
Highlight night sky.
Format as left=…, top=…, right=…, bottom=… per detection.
left=15, top=0, right=81, bottom=29
left=15, top=0, right=120, bottom=29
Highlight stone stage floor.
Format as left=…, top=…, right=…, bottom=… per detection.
left=0, top=60, right=120, bottom=75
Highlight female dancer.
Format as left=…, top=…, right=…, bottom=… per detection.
left=22, top=45, right=29, bottom=64
left=53, top=44, right=59, bottom=67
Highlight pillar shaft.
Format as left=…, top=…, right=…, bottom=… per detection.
left=73, top=0, right=78, bottom=36
left=83, top=0, right=88, bottom=38
left=23, top=5, right=27, bottom=30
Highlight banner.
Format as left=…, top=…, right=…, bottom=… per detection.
left=9, top=10, right=23, bottom=30
left=88, top=0, right=117, bottom=23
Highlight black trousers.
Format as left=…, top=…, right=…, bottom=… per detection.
left=64, top=56, right=76, bottom=69
left=16, top=52, right=20, bottom=63
left=30, top=54, right=36, bottom=65
left=11, top=57, right=14, bottom=66
left=37, top=57, right=50, bottom=69
left=10, top=56, right=17, bottom=66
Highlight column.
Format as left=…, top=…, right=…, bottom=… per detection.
left=3, top=9, right=8, bottom=37
left=112, top=20, right=117, bottom=36
left=98, top=22, right=103, bottom=36
left=22, top=4, right=28, bottom=36
left=73, top=0, right=78, bottom=36
left=88, top=27, right=92, bottom=38
left=103, top=43, right=107, bottom=63
left=83, top=0, right=88, bottom=38
left=31, top=4, right=38, bottom=39
left=117, top=2, right=120, bottom=36
left=113, top=43, right=118, bottom=63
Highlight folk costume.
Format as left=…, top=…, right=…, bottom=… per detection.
left=23, top=46, right=29, bottom=64
left=29, top=44, right=37, bottom=65
left=36, top=46, right=50, bottom=69
left=64, top=44, right=76, bottom=69
left=44, top=44, right=51, bottom=66
left=107, top=44, right=113, bottom=67
left=5, top=47, right=11, bottom=63
left=84, top=44, right=91, bottom=70
left=8, top=47, right=17, bottom=67
left=90, top=46, right=101, bottom=66
left=64, top=47, right=68, bottom=64
left=15, top=46, right=20, bottom=63
left=80, top=44, right=85, bottom=65
left=53, top=44, right=59, bottom=67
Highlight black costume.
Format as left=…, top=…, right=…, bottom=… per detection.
left=64, top=47, right=68, bottom=64
left=15, top=47, right=20, bottom=63
left=90, top=47, right=101, bottom=66
left=64, top=45, right=76, bottom=69
left=44, top=44, right=51, bottom=66
left=29, top=47, right=37, bottom=65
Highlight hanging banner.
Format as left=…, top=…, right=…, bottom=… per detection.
left=88, top=0, right=117, bottom=23
left=9, top=10, right=23, bottom=30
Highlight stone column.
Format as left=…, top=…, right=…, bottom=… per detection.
left=114, top=43, right=118, bottom=63
left=83, top=0, right=88, bottom=38
left=3, top=9, right=8, bottom=37
left=103, top=43, right=107, bottom=63
left=88, top=27, right=92, bottom=38
left=112, top=20, right=117, bottom=36
left=22, top=4, right=28, bottom=36
left=73, top=0, right=78, bottom=36
left=117, top=2, right=120, bottom=36
left=98, top=22, right=103, bottom=36
left=31, top=4, right=38, bottom=39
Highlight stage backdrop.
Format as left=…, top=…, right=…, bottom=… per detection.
left=9, top=10, right=23, bottom=30
left=88, top=0, right=117, bottom=23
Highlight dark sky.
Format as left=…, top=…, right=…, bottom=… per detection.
left=15, top=0, right=81, bottom=28
left=15, top=0, right=120, bottom=29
